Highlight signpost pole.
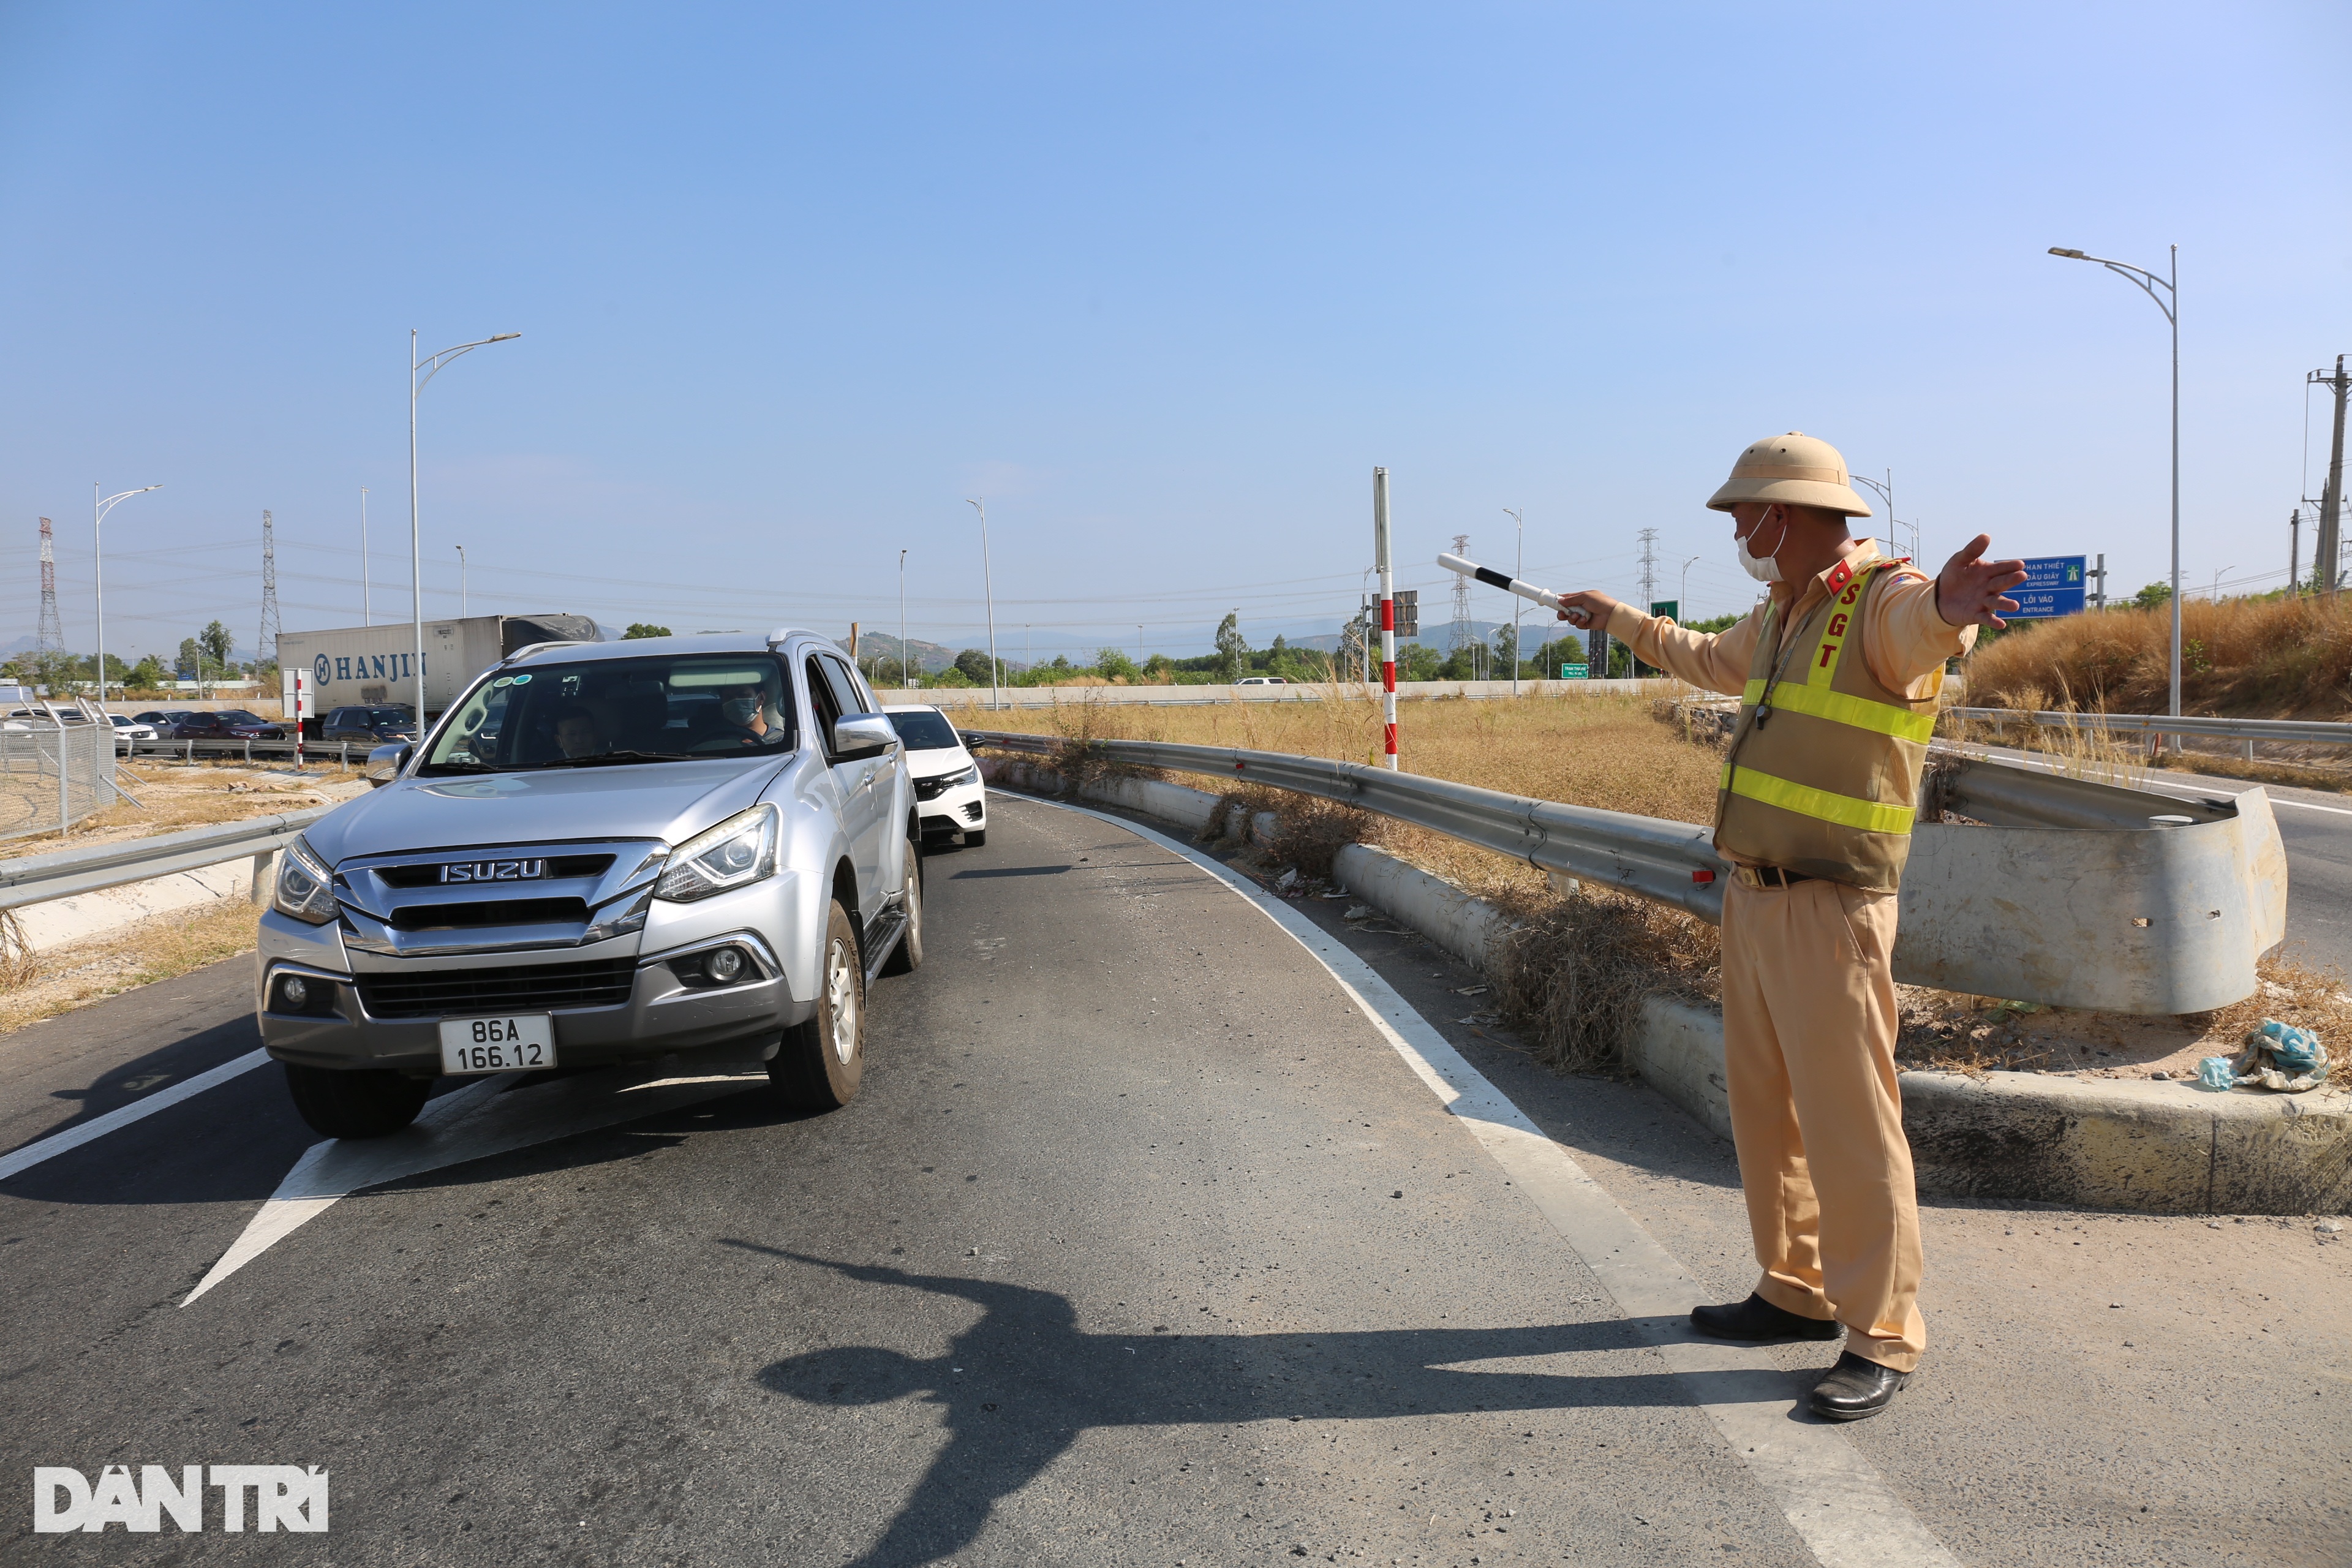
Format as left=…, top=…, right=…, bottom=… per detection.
left=1374, top=468, right=1398, bottom=771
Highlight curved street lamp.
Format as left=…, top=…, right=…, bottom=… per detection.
left=2048, top=244, right=2179, bottom=723
left=93, top=483, right=162, bottom=711
left=410, top=330, right=520, bottom=721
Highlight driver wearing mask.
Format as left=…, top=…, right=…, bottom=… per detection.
left=701, top=682, right=775, bottom=748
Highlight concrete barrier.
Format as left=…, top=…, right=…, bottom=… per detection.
left=987, top=763, right=2351, bottom=1215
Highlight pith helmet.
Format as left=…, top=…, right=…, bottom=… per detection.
left=1705, top=432, right=1874, bottom=517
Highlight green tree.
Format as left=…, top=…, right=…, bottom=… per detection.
left=622, top=623, right=673, bottom=639
left=1143, top=652, right=1175, bottom=681
left=127, top=654, right=172, bottom=692
left=2132, top=581, right=2173, bottom=611
left=1213, top=612, right=1248, bottom=682
left=1398, top=642, right=1444, bottom=682
left=1095, top=647, right=1139, bottom=680
left=953, top=648, right=1001, bottom=685
left=199, top=620, right=234, bottom=673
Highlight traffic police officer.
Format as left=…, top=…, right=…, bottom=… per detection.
left=1553, top=432, right=2026, bottom=1420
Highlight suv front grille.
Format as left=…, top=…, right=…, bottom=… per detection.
left=355, top=959, right=637, bottom=1019
left=374, top=854, right=614, bottom=889
left=387, top=897, right=590, bottom=932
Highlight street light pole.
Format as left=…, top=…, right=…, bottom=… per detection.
left=360, top=487, right=372, bottom=624
left=964, top=499, right=1001, bottom=709
left=898, top=549, right=909, bottom=687
left=410, top=330, right=519, bottom=723
left=454, top=545, right=468, bottom=617
left=2049, top=244, right=2179, bottom=723
left=1680, top=556, right=1702, bottom=620
left=92, top=483, right=162, bottom=712
left=1502, top=508, right=1523, bottom=695
left=2213, top=565, right=2231, bottom=603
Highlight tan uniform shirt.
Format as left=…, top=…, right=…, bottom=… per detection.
left=1601, top=541, right=1976, bottom=701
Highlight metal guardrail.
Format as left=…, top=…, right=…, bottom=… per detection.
left=1948, top=706, right=2352, bottom=748
left=965, top=728, right=2291, bottom=1015
left=966, top=729, right=1732, bottom=922
left=119, top=737, right=371, bottom=767
left=0, top=804, right=336, bottom=913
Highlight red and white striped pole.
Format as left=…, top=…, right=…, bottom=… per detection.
left=1373, top=467, right=1398, bottom=770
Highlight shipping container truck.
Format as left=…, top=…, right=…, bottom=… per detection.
left=276, top=614, right=603, bottom=729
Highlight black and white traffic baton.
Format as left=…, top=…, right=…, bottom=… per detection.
left=1435, top=552, right=1590, bottom=627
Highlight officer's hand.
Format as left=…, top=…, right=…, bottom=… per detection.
left=1555, top=590, right=1619, bottom=631
left=1936, top=536, right=2029, bottom=628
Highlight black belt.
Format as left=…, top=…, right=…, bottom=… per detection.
left=1732, top=864, right=1815, bottom=891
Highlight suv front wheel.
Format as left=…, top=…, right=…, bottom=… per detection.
left=770, top=899, right=865, bottom=1110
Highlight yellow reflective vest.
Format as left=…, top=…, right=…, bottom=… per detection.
left=1715, top=556, right=1942, bottom=893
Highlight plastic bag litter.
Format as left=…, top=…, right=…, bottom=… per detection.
left=2197, top=1056, right=2238, bottom=1091
left=2228, top=1019, right=2331, bottom=1093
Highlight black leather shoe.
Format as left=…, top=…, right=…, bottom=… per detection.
left=1809, top=1351, right=1910, bottom=1421
left=1689, top=1292, right=1841, bottom=1342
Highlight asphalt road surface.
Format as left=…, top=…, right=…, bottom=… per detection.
left=2, top=792, right=2346, bottom=1566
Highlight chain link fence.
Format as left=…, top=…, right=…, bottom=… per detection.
left=0, top=703, right=120, bottom=843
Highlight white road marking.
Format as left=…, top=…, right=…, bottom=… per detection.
left=0, top=1047, right=271, bottom=1184
left=1018, top=792, right=1961, bottom=1568
left=182, top=1060, right=770, bottom=1305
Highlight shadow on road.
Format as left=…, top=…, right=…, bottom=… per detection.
left=733, top=1245, right=1782, bottom=1568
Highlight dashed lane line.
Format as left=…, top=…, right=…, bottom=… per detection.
left=0, top=1047, right=271, bottom=1184
left=1009, top=790, right=1962, bottom=1568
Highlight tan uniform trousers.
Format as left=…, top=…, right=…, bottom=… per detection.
left=1721, top=876, right=1926, bottom=1373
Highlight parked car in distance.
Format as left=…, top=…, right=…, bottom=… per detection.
left=148, top=709, right=286, bottom=741
left=1234, top=676, right=1287, bottom=686
left=882, top=704, right=986, bottom=848
left=7, top=706, right=96, bottom=725
left=108, top=714, right=157, bottom=749
left=317, top=706, right=420, bottom=747
left=213, top=709, right=287, bottom=738
left=255, top=630, right=924, bottom=1140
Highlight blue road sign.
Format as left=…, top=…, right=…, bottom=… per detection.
left=2010, top=556, right=2087, bottom=619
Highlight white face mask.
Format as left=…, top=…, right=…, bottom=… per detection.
left=723, top=696, right=762, bottom=725
left=1736, top=508, right=1787, bottom=583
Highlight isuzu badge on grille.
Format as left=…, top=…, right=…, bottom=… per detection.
left=437, top=859, right=548, bottom=883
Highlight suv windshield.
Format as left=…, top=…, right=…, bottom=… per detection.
left=360, top=707, right=413, bottom=727
left=884, top=710, right=963, bottom=751
left=216, top=710, right=266, bottom=726
left=421, top=654, right=799, bottom=772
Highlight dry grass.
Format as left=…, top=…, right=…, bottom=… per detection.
left=1489, top=889, right=1722, bottom=1076
left=984, top=683, right=1724, bottom=906
left=0, top=897, right=262, bottom=1036
left=1965, top=596, right=2352, bottom=718
left=0, top=763, right=362, bottom=864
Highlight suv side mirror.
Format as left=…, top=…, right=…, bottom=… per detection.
left=831, top=712, right=902, bottom=762
left=366, top=742, right=412, bottom=788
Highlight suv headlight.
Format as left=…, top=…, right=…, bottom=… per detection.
left=654, top=804, right=780, bottom=903
left=937, top=763, right=979, bottom=790
left=272, top=835, right=341, bottom=925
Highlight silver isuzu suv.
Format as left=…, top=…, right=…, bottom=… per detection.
left=254, top=630, right=925, bottom=1139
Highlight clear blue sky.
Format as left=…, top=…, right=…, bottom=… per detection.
left=3, top=2, right=2346, bottom=665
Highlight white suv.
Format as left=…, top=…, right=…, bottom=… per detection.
left=883, top=705, right=986, bottom=848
